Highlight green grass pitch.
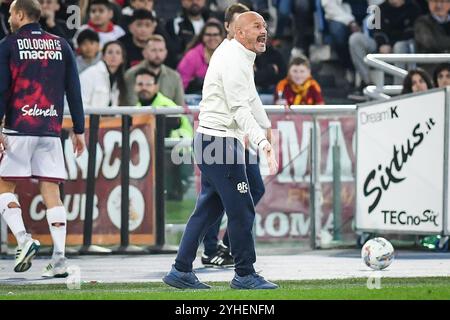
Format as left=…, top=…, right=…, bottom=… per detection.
left=1, top=277, right=449, bottom=300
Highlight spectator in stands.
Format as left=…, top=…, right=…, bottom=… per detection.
left=321, top=0, right=364, bottom=72
left=401, top=68, right=434, bottom=94
left=76, top=29, right=102, bottom=73
left=118, top=9, right=156, bottom=68
left=0, top=0, right=10, bottom=39
left=165, top=0, right=220, bottom=65
left=120, top=0, right=154, bottom=28
left=254, top=40, right=286, bottom=94
left=133, top=68, right=194, bottom=201
left=124, top=34, right=185, bottom=106
left=414, top=0, right=450, bottom=53
left=273, top=0, right=315, bottom=58
left=134, top=68, right=193, bottom=137
left=433, top=62, right=450, bottom=88
left=177, top=20, right=225, bottom=94
left=414, top=0, right=431, bottom=13
left=275, top=55, right=325, bottom=105
left=73, top=0, right=125, bottom=49
left=80, top=40, right=127, bottom=107
left=38, top=0, right=72, bottom=42
left=348, top=0, right=421, bottom=98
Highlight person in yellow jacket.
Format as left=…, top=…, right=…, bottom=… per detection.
left=134, top=68, right=193, bottom=200
left=134, top=68, right=193, bottom=138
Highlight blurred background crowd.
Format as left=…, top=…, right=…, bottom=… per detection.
left=1, top=0, right=449, bottom=107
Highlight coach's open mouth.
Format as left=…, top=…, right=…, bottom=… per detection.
left=257, top=36, right=266, bottom=44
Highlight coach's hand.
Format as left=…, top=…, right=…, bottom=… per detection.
left=263, top=143, right=278, bottom=175
left=72, top=133, right=86, bottom=157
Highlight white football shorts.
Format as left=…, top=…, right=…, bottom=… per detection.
left=0, top=135, right=67, bottom=183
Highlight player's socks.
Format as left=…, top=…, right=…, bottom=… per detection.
left=46, top=206, right=67, bottom=259
left=0, top=193, right=27, bottom=247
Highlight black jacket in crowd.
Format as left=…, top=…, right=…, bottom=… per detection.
left=0, top=3, right=9, bottom=40
left=254, top=44, right=287, bottom=94
left=165, top=9, right=221, bottom=67
left=414, top=14, right=450, bottom=53
left=372, top=0, right=421, bottom=49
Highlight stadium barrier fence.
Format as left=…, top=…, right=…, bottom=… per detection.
left=2, top=91, right=449, bottom=255
left=363, top=53, right=450, bottom=100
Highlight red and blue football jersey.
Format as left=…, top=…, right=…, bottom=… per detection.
left=0, top=23, right=84, bottom=137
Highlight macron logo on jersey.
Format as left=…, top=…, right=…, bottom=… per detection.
left=17, top=38, right=62, bottom=61
left=21, top=104, right=58, bottom=117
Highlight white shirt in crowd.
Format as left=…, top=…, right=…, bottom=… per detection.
left=73, top=24, right=126, bottom=49
left=79, top=60, right=119, bottom=108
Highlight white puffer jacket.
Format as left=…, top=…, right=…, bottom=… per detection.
left=79, top=60, right=119, bottom=108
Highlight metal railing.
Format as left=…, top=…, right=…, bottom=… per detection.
left=74, top=105, right=359, bottom=250
left=363, top=53, right=450, bottom=100
left=168, top=105, right=357, bottom=249
left=0, top=105, right=357, bottom=254
left=67, top=107, right=183, bottom=254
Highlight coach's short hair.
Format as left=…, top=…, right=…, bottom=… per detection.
left=13, top=0, right=41, bottom=22
left=224, top=3, right=249, bottom=24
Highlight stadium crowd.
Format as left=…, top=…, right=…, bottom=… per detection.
left=0, top=0, right=449, bottom=105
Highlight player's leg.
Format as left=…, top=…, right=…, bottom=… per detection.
left=0, top=135, right=40, bottom=272
left=32, top=137, right=68, bottom=278
left=212, top=138, right=277, bottom=289
left=39, top=180, right=69, bottom=277
left=202, top=147, right=266, bottom=267
left=222, top=148, right=265, bottom=249
left=163, top=133, right=226, bottom=289
left=201, top=213, right=221, bottom=259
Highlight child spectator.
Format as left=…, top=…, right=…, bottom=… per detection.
left=275, top=56, right=325, bottom=105
left=433, top=63, right=450, bottom=88
left=118, top=9, right=157, bottom=68
left=73, top=0, right=125, bottom=49
left=401, top=68, right=434, bottom=94
left=177, top=20, right=225, bottom=94
left=76, top=29, right=102, bottom=73
left=80, top=40, right=128, bottom=107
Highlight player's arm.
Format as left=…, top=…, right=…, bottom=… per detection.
left=0, top=38, right=11, bottom=151
left=63, top=40, right=86, bottom=156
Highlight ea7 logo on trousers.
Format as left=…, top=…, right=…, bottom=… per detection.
left=237, top=182, right=248, bottom=194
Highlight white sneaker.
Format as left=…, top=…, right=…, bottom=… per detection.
left=42, top=257, right=69, bottom=278
left=14, top=236, right=40, bottom=273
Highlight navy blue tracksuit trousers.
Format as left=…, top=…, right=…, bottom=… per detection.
left=202, top=149, right=265, bottom=256
left=175, top=133, right=257, bottom=276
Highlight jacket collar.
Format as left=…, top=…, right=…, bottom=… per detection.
left=16, top=22, right=41, bottom=33
left=230, top=39, right=256, bottom=63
